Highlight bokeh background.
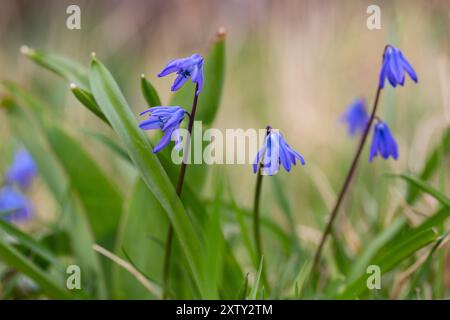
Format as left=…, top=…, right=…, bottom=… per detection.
left=0, top=0, right=449, bottom=299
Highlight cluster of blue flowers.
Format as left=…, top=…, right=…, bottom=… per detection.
left=139, top=45, right=416, bottom=174
left=0, top=149, right=37, bottom=222
left=138, top=53, right=306, bottom=175
left=341, top=45, right=417, bottom=162
left=139, top=54, right=203, bottom=153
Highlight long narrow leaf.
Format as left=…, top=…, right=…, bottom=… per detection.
left=395, top=174, right=450, bottom=208
left=21, top=46, right=89, bottom=89
left=89, top=57, right=208, bottom=297
left=0, top=240, right=72, bottom=299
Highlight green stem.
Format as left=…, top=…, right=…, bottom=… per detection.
left=253, top=126, right=271, bottom=292
left=162, top=84, right=200, bottom=299
left=253, top=165, right=264, bottom=262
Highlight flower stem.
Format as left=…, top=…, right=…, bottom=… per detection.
left=253, top=165, right=264, bottom=262
left=162, top=84, right=200, bottom=299
left=253, top=137, right=271, bottom=291
left=311, top=85, right=382, bottom=274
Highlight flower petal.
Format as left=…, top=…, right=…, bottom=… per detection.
left=139, top=117, right=161, bottom=130
left=171, top=74, right=189, bottom=92
left=399, top=52, right=418, bottom=83
left=253, top=143, right=266, bottom=173
left=153, top=126, right=176, bottom=153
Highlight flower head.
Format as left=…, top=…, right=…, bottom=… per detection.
left=341, top=98, right=369, bottom=136
left=139, top=106, right=187, bottom=153
left=0, top=186, right=34, bottom=222
left=253, top=128, right=305, bottom=175
left=369, top=121, right=399, bottom=162
left=5, top=149, right=37, bottom=190
left=379, top=45, right=418, bottom=89
left=158, top=54, right=204, bottom=95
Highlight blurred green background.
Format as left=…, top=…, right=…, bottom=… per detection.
left=0, top=0, right=449, bottom=299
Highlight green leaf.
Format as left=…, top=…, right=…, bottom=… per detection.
left=70, top=84, right=109, bottom=124
left=382, top=207, right=450, bottom=256
left=237, top=273, right=250, bottom=300
left=202, top=174, right=225, bottom=299
left=330, top=230, right=351, bottom=276
left=21, top=46, right=89, bottom=89
left=414, top=207, right=450, bottom=235
left=141, top=75, right=161, bottom=107
left=0, top=239, right=72, bottom=299
left=44, top=124, right=123, bottom=248
left=338, top=228, right=437, bottom=299
left=21, top=48, right=110, bottom=123
left=395, top=174, right=450, bottom=208
left=0, top=220, right=63, bottom=271
left=227, top=183, right=257, bottom=267
left=347, top=217, right=406, bottom=281
left=81, top=129, right=131, bottom=163
left=113, top=178, right=168, bottom=299
left=89, top=57, right=208, bottom=297
left=406, top=126, right=450, bottom=203
left=408, top=229, right=450, bottom=298
left=249, top=257, right=264, bottom=300
left=60, top=194, right=108, bottom=298
left=374, top=229, right=437, bottom=272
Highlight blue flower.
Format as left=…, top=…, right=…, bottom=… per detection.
left=5, top=149, right=37, bottom=190
left=379, top=45, right=418, bottom=89
left=341, top=98, right=369, bottom=136
left=253, top=128, right=305, bottom=175
left=0, top=186, right=34, bottom=222
left=369, top=121, right=399, bottom=162
left=158, top=54, right=204, bottom=95
left=139, top=106, right=187, bottom=153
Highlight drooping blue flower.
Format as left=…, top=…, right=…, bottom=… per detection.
left=379, top=45, right=418, bottom=89
left=139, top=106, right=188, bottom=153
left=5, top=149, right=37, bottom=190
left=158, top=54, right=204, bottom=95
left=341, top=98, right=369, bottom=136
left=253, top=128, right=305, bottom=175
left=0, top=186, right=34, bottom=222
left=369, top=121, right=399, bottom=162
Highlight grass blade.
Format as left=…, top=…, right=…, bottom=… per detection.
left=406, top=126, right=450, bottom=204
left=70, top=83, right=109, bottom=124
left=21, top=46, right=89, bottom=89
left=140, top=75, right=161, bottom=107
left=395, top=174, right=450, bottom=208
left=0, top=239, right=72, bottom=299
left=249, top=257, right=264, bottom=300
left=44, top=124, right=123, bottom=249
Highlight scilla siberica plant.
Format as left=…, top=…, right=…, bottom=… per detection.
left=341, top=98, right=369, bottom=137
left=139, top=106, right=188, bottom=153
left=252, top=126, right=305, bottom=287
left=139, top=53, right=204, bottom=299
left=0, top=149, right=37, bottom=222
left=312, top=45, right=418, bottom=272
